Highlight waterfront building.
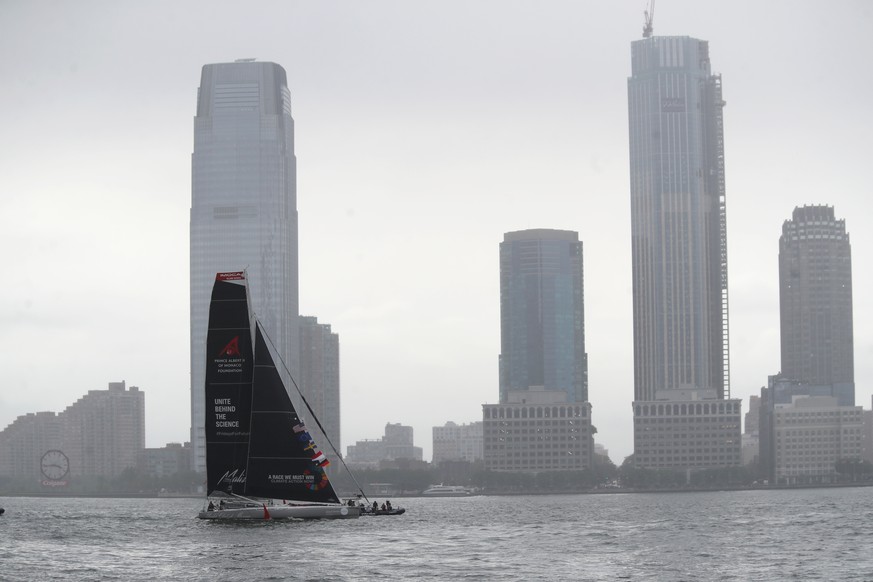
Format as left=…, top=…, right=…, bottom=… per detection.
left=745, top=395, right=760, bottom=435
left=190, top=60, right=300, bottom=473
left=483, top=390, right=593, bottom=472
left=498, top=229, right=587, bottom=404
left=63, top=382, right=145, bottom=478
left=632, top=393, right=741, bottom=470
left=627, top=33, right=734, bottom=469
left=432, top=421, right=483, bottom=465
left=772, top=396, right=862, bottom=485
left=861, top=396, right=873, bottom=464
left=0, top=411, right=62, bottom=480
left=299, top=316, right=341, bottom=454
left=345, top=423, right=423, bottom=468
left=489, top=229, right=591, bottom=472
left=779, top=205, right=854, bottom=405
left=138, top=442, right=193, bottom=478
left=627, top=35, right=729, bottom=402
left=0, top=382, right=145, bottom=483
left=741, top=432, right=759, bottom=467
left=594, top=443, right=609, bottom=461
left=741, top=394, right=761, bottom=466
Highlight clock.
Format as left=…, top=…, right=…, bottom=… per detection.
left=41, top=450, right=70, bottom=481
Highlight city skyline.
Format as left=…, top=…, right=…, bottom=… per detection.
left=190, top=61, right=300, bottom=473
left=2, top=1, right=872, bottom=463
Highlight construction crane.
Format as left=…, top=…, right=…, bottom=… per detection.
left=643, top=0, right=655, bottom=38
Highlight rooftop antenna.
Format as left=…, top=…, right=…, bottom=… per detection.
left=643, top=0, right=655, bottom=38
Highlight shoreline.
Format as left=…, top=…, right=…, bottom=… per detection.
left=3, top=481, right=872, bottom=499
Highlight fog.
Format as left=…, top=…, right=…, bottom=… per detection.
left=2, top=0, right=872, bottom=462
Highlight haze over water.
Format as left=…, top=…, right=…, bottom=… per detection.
left=3, top=488, right=872, bottom=580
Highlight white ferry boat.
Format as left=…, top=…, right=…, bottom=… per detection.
left=421, top=485, right=473, bottom=497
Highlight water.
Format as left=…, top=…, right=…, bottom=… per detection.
left=2, top=487, right=872, bottom=581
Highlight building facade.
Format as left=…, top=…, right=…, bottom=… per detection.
left=345, top=423, right=423, bottom=468
left=0, top=411, right=62, bottom=480
left=138, top=442, right=193, bottom=478
left=0, top=382, right=145, bottom=484
left=632, top=396, right=741, bottom=470
left=779, top=205, right=854, bottom=405
left=190, top=60, right=299, bottom=473
left=483, top=392, right=593, bottom=472
left=432, top=421, right=484, bottom=465
left=741, top=395, right=761, bottom=466
left=299, top=316, right=341, bottom=453
left=772, top=396, right=862, bottom=484
left=499, top=229, right=587, bottom=404
left=627, top=36, right=729, bottom=402
left=63, top=382, right=145, bottom=478
left=861, top=396, right=873, bottom=465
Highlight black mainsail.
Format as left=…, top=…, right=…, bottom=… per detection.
left=204, top=272, right=254, bottom=496
left=204, top=271, right=340, bottom=504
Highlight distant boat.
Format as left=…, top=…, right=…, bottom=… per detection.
left=0, top=507, right=5, bottom=516
left=197, top=272, right=365, bottom=520
left=422, top=485, right=473, bottom=497
left=360, top=501, right=406, bottom=517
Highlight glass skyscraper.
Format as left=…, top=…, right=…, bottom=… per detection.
left=627, top=36, right=729, bottom=402
left=190, top=61, right=299, bottom=473
left=498, top=229, right=588, bottom=404
left=779, top=205, right=854, bottom=405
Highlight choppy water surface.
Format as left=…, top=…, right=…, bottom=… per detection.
left=2, top=487, right=872, bottom=581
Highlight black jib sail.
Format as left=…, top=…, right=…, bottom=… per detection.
left=244, top=323, right=340, bottom=504
left=204, top=272, right=254, bottom=496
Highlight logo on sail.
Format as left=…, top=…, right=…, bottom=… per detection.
left=214, top=336, right=245, bottom=374
left=218, top=337, right=241, bottom=357
left=305, top=467, right=331, bottom=491
left=217, top=469, right=247, bottom=485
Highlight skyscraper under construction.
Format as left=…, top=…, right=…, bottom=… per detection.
left=627, top=33, right=741, bottom=470
left=627, top=35, right=729, bottom=402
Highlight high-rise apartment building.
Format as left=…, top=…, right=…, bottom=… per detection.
left=432, top=421, right=484, bottom=465
left=486, top=229, right=592, bottom=472
left=345, top=423, right=423, bottom=468
left=63, top=382, right=145, bottom=478
left=498, top=229, right=587, bottom=404
left=627, top=36, right=729, bottom=402
left=0, top=382, right=145, bottom=483
left=0, top=411, right=62, bottom=480
left=190, top=61, right=299, bottom=473
left=299, top=316, right=341, bottom=454
left=779, top=205, right=854, bottom=405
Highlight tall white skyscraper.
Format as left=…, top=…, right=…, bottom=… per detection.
left=190, top=60, right=299, bottom=473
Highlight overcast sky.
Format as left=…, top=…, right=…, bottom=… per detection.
left=2, top=1, right=872, bottom=464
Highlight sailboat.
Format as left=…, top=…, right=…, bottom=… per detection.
left=197, top=271, right=361, bottom=520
